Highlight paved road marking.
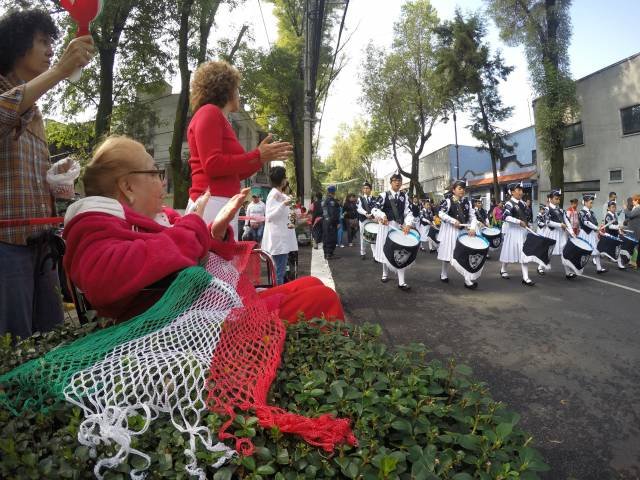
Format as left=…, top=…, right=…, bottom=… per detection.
left=310, top=246, right=336, bottom=291
left=582, top=274, right=640, bottom=294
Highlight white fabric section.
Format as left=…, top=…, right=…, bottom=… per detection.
left=521, top=262, right=530, bottom=281
left=451, top=257, right=486, bottom=283
left=541, top=224, right=571, bottom=256
left=64, top=254, right=241, bottom=480
left=441, top=261, right=449, bottom=279
left=417, top=224, right=429, bottom=242
left=261, top=188, right=298, bottom=256
left=500, top=222, right=528, bottom=264
left=578, top=229, right=600, bottom=255
left=436, top=222, right=460, bottom=262
left=64, top=196, right=126, bottom=225
left=427, top=237, right=438, bottom=251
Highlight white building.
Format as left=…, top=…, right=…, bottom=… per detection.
left=536, top=52, right=640, bottom=206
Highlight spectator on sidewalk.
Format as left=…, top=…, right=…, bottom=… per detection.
left=322, top=186, right=341, bottom=259
left=343, top=194, right=359, bottom=247
left=262, top=167, right=298, bottom=285
left=246, top=194, right=266, bottom=243
left=624, top=195, right=640, bottom=268
left=566, top=198, right=580, bottom=236
left=186, top=60, right=292, bottom=227
left=601, top=191, right=621, bottom=222
left=311, top=192, right=323, bottom=248
left=0, top=9, right=94, bottom=339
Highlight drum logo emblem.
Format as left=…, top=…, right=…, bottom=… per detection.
left=579, top=255, right=589, bottom=268
left=468, top=253, right=484, bottom=270
left=394, top=249, right=411, bottom=267
left=492, top=238, right=501, bottom=248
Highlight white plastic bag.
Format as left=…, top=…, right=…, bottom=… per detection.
left=47, top=157, right=81, bottom=200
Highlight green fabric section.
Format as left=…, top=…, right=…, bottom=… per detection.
left=0, top=267, right=212, bottom=415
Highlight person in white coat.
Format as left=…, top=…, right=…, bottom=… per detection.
left=499, top=182, right=535, bottom=286
left=261, top=166, right=298, bottom=285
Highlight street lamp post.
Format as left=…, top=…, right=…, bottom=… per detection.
left=451, top=103, right=460, bottom=180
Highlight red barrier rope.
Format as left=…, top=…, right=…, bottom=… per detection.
left=0, top=217, right=64, bottom=227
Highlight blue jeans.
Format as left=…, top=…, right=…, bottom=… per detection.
left=254, top=223, right=265, bottom=242
left=273, top=253, right=289, bottom=285
left=0, top=241, right=64, bottom=339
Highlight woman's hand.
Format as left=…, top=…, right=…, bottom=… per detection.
left=53, top=36, right=96, bottom=80
left=193, top=191, right=211, bottom=218
left=258, top=134, right=293, bottom=163
left=211, top=188, right=250, bottom=240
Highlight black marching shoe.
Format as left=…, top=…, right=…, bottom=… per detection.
left=361, top=254, right=367, bottom=260
left=398, top=283, right=411, bottom=291
left=381, top=277, right=389, bottom=283
left=565, top=273, right=577, bottom=280
left=522, top=278, right=535, bottom=286
left=440, top=277, right=449, bottom=283
left=420, top=247, right=427, bottom=252
left=596, top=268, right=608, bottom=274
left=464, top=281, right=478, bottom=290
left=429, top=249, right=437, bottom=254
left=537, top=268, right=545, bottom=276
left=500, top=271, right=510, bottom=279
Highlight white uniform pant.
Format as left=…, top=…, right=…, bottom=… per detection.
left=359, top=220, right=375, bottom=256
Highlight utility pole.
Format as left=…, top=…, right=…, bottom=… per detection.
left=303, top=0, right=314, bottom=207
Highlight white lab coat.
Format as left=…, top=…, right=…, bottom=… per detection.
left=261, top=188, right=298, bottom=256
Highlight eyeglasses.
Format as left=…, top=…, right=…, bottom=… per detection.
left=128, top=168, right=165, bottom=181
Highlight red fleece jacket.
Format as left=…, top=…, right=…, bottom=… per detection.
left=187, top=104, right=262, bottom=201
left=63, top=203, right=236, bottom=319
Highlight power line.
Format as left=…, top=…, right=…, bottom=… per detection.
left=257, top=0, right=272, bottom=47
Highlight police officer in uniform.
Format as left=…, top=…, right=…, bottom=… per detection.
left=322, top=185, right=341, bottom=259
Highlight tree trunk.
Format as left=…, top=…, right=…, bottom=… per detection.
left=477, top=93, right=501, bottom=202
left=94, top=48, right=116, bottom=140
left=411, top=153, right=424, bottom=198
left=169, top=0, right=196, bottom=209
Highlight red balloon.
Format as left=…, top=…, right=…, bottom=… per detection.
left=60, top=0, right=101, bottom=36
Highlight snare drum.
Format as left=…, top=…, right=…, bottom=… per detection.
left=362, top=220, right=379, bottom=244
left=562, top=237, right=593, bottom=275
left=481, top=227, right=502, bottom=249
left=522, top=231, right=556, bottom=268
left=597, top=233, right=623, bottom=261
left=383, top=228, right=420, bottom=269
left=451, top=234, right=490, bottom=281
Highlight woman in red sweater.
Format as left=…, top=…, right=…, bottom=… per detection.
left=186, top=61, right=292, bottom=229
left=63, top=136, right=344, bottom=323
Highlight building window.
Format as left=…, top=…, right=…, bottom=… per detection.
left=531, top=149, right=537, bottom=164
left=621, top=104, right=640, bottom=135
left=563, top=122, right=584, bottom=148
left=564, top=180, right=601, bottom=192
left=609, top=168, right=623, bottom=183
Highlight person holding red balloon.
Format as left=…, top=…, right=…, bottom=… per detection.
left=0, top=9, right=95, bottom=339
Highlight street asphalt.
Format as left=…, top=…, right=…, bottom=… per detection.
left=312, top=241, right=640, bottom=480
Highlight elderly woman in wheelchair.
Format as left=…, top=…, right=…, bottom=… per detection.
left=62, top=136, right=344, bottom=323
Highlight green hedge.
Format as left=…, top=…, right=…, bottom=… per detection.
left=0, top=320, right=548, bottom=479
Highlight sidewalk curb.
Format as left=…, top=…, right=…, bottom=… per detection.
left=310, top=247, right=336, bottom=291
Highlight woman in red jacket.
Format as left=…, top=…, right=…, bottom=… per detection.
left=186, top=61, right=292, bottom=228
left=63, top=136, right=344, bottom=323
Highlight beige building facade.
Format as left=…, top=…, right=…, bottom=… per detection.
left=536, top=52, right=640, bottom=208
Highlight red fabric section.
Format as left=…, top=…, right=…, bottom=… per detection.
left=187, top=104, right=262, bottom=200
left=258, top=276, right=345, bottom=323
left=207, top=296, right=356, bottom=455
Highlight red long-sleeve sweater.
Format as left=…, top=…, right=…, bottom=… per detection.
left=187, top=104, right=262, bottom=201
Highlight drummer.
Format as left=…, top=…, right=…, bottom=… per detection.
left=499, top=182, right=535, bottom=286
left=473, top=196, right=490, bottom=228
left=578, top=193, right=607, bottom=274
left=371, top=173, right=415, bottom=291
left=356, top=181, right=376, bottom=260
left=418, top=197, right=435, bottom=253
left=604, top=201, right=626, bottom=270
left=437, top=180, right=479, bottom=289
left=538, top=189, right=575, bottom=279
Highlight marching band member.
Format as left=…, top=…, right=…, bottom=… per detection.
left=437, top=180, right=479, bottom=289
left=579, top=193, right=607, bottom=274
left=356, top=181, right=376, bottom=260
left=473, top=197, right=490, bottom=228
left=499, top=182, right=535, bottom=286
left=371, top=173, right=414, bottom=291
left=604, top=201, right=626, bottom=270
left=538, top=189, right=575, bottom=279
left=418, top=198, right=435, bottom=252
